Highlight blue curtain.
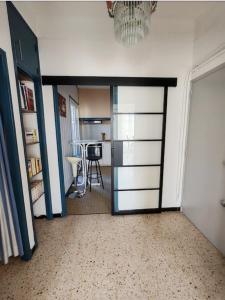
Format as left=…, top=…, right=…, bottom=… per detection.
left=0, top=114, right=23, bottom=264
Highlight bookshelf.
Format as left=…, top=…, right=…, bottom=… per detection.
left=7, top=2, right=53, bottom=259
left=18, top=71, right=45, bottom=216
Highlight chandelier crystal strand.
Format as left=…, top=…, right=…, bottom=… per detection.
left=114, top=1, right=152, bottom=47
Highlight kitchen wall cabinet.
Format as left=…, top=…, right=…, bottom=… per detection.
left=78, top=88, right=110, bottom=118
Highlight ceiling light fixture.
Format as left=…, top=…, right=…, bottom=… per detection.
left=107, top=1, right=157, bottom=48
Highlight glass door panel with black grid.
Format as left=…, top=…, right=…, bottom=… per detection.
left=112, top=86, right=167, bottom=214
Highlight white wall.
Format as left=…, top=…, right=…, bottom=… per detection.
left=178, top=3, right=225, bottom=210
left=190, top=4, right=225, bottom=81
left=14, top=0, right=225, bottom=211
left=38, top=20, right=194, bottom=208
left=58, top=85, right=78, bottom=193
left=13, top=1, right=41, bottom=35
left=0, top=3, right=35, bottom=248
left=193, top=3, right=225, bottom=68
left=42, top=86, right=62, bottom=214
left=14, top=2, right=196, bottom=208
left=179, top=2, right=225, bottom=254
left=171, top=3, right=225, bottom=216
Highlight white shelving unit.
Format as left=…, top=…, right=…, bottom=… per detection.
left=19, top=72, right=46, bottom=217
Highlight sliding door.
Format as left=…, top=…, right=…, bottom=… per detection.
left=112, top=86, right=167, bottom=214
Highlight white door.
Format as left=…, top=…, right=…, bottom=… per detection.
left=183, top=66, right=225, bottom=255
left=112, top=86, right=167, bottom=213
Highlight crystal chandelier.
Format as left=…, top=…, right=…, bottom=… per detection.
left=107, top=1, right=157, bottom=47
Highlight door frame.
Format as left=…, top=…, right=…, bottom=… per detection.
left=111, top=86, right=168, bottom=215
left=44, top=76, right=177, bottom=216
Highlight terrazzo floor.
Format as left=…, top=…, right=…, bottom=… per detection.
left=67, top=167, right=111, bottom=215
left=0, top=212, right=225, bottom=300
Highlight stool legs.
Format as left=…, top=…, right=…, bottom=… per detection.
left=89, top=161, right=92, bottom=192
left=97, top=160, right=104, bottom=189
left=87, top=159, right=104, bottom=191
left=95, top=161, right=100, bottom=183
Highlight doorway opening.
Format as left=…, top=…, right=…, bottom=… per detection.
left=47, top=76, right=177, bottom=217
left=57, top=85, right=111, bottom=215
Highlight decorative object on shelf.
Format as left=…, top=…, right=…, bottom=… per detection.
left=101, top=132, right=106, bottom=141
left=25, top=129, right=37, bottom=144
left=107, top=1, right=157, bottom=47
left=58, top=93, right=67, bottom=117
left=19, top=80, right=36, bottom=111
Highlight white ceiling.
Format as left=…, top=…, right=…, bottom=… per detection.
left=14, top=1, right=223, bottom=38
left=14, top=1, right=217, bottom=23
left=157, top=1, right=215, bottom=20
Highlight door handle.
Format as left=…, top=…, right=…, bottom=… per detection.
left=220, top=199, right=225, bottom=207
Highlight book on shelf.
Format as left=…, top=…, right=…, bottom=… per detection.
left=19, top=80, right=36, bottom=111
left=35, top=158, right=42, bottom=173
left=25, top=129, right=38, bottom=144
left=28, top=160, right=32, bottom=178
left=27, top=157, right=42, bottom=178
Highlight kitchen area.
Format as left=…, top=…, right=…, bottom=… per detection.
left=59, top=85, right=112, bottom=215
left=79, top=86, right=111, bottom=168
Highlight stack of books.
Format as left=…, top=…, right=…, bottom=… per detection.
left=27, top=157, right=42, bottom=178
left=25, top=129, right=38, bottom=144
left=19, top=81, right=36, bottom=111
left=31, top=180, right=44, bottom=203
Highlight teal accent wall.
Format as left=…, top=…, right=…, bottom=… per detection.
left=52, top=86, right=67, bottom=216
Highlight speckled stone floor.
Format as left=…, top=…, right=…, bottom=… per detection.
left=67, top=167, right=111, bottom=215
left=0, top=212, right=225, bottom=300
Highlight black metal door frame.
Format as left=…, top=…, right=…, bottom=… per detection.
left=111, top=86, right=168, bottom=215
left=42, top=76, right=177, bottom=216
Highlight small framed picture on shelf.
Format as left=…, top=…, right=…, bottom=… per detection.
left=25, top=128, right=38, bottom=144
left=58, top=93, right=66, bottom=117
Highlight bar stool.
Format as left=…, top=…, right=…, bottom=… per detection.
left=86, top=143, right=104, bottom=192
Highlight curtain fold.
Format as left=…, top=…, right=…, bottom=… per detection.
left=0, top=114, right=23, bottom=264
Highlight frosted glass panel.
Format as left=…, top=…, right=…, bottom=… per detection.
left=113, top=114, right=162, bottom=140
left=115, top=86, right=164, bottom=113
left=114, top=166, right=160, bottom=189
left=116, top=190, right=159, bottom=210
left=123, top=141, right=161, bottom=165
